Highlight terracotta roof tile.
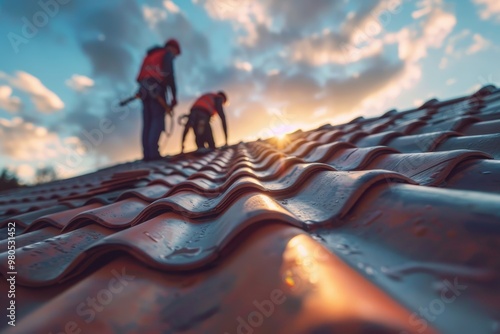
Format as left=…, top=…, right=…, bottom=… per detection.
left=65, top=198, right=150, bottom=231
left=365, top=150, right=491, bottom=186
left=322, top=146, right=398, bottom=170
left=354, top=131, right=403, bottom=147
left=27, top=203, right=103, bottom=232
left=1, top=87, right=500, bottom=333
left=436, top=133, right=500, bottom=159
left=0, top=225, right=114, bottom=286
left=386, top=131, right=459, bottom=153
left=5, top=227, right=434, bottom=334
left=411, top=116, right=479, bottom=135
left=443, top=159, right=500, bottom=194
left=462, top=119, right=500, bottom=136
left=390, top=119, right=427, bottom=135
left=0, top=204, right=70, bottom=228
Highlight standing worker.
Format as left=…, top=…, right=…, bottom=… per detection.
left=181, top=91, right=229, bottom=153
left=136, top=38, right=181, bottom=161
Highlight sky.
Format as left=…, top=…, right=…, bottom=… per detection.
left=0, top=0, right=499, bottom=184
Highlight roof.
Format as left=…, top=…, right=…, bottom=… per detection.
left=1, top=86, right=500, bottom=334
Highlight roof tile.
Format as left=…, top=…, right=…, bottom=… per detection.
left=2, top=88, right=500, bottom=333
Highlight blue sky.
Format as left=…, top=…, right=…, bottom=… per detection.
left=0, top=0, right=499, bottom=183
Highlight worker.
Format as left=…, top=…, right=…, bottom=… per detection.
left=136, top=38, right=181, bottom=161
left=181, top=91, right=229, bottom=153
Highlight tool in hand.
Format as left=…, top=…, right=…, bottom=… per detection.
left=119, top=94, right=140, bottom=107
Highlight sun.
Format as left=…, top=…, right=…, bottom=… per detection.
left=271, top=124, right=296, bottom=140
left=277, top=132, right=288, bottom=141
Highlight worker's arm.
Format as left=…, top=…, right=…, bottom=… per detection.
left=163, top=51, right=177, bottom=106
left=215, top=97, right=228, bottom=146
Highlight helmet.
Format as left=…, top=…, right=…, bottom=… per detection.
left=165, top=39, right=181, bottom=55
left=217, top=91, right=228, bottom=105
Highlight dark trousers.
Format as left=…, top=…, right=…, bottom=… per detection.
left=142, top=97, right=165, bottom=161
left=189, top=109, right=215, bottom=149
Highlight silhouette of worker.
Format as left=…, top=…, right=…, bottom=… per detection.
left=181, top=91, right=229, bottom=153
left=136, top=38, right=181, bottom=161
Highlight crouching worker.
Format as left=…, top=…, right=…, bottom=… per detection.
left=181, top=91, right=229, bottom=153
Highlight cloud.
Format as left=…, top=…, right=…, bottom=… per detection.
left=440, top=30, right=490, bottom=68
left=234, top=61, right=253, bottom=72
left=0, top=117, right=96, bottom=180
left=413, top=99, right=424, bottom=107
left=473, top=0, right=500, bottom=22
left=384, top=1, right=455, bottom=91
left=196, top=0, right=401, bottom=64
left=0, top=86, right=22, bottom=113
left=412, top=0, right=445, bottom=19
left=341, top=0, right=401, bottom=42
left=199, top=54, right=407, bottom=138
left=399, top=7, right=457, bottom=62
left=342, top=2, right=455, bottom=113
left=147, top=8, right=211, bottom=94
left=143, top=5, right=168, bottom=28
left=0, top=71, right=64, bottom=113
left=163, top=0, right=180, bottom=13
left=66, top=74, right=95, bottom=92
left=75, top=0, right=146, bottom=83
left=193, top=0, right=454, bottom=111
left=0, top=117, right=81, bottom=163
left=194, top=0, right=355, bottom=49
left=16, top=164, right=36, bottom=181
left=445, top=29, right=471, bottom=55
left=193, top=0, right=409, bottom=122
left=285, top=0, right=403, bottom=66
left=355, top=2, right=457, bottom=103
left=53, top=94, right=144, bottom=167
left=321, top=57, right=407, bottom=119
left=288, top=30, right=384, bottom=66
left=81, top=41, right=136, bottom=83
left=193, top=0, right=269, bottom=45
left=466, top=34, right=491, bottom=54
left=231, top=56, right=406, bottom=135
left=189, top=0, right=456, bottom=132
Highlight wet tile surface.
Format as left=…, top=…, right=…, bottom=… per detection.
left=1, top=87, right=500, bottom=333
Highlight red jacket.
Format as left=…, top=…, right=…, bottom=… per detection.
left=192, top=93, right=219, bottom=116
left=136, top=48, right=168, bottom=82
